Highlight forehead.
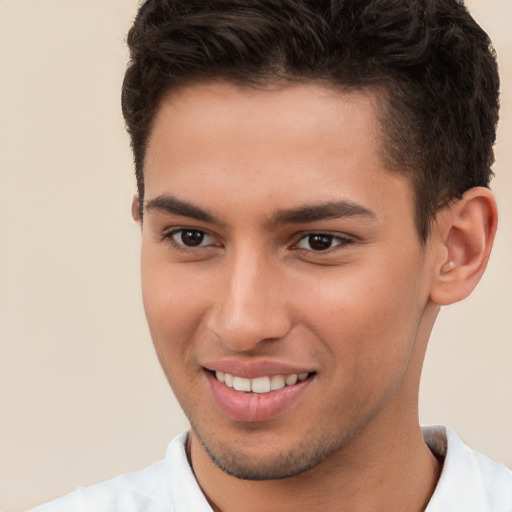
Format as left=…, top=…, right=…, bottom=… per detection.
left=148, top=81, right=383, bottom=145
left=143, top=81, right=413, bottom=224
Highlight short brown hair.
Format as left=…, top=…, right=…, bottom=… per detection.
left=122, top=0, right=499, bottom=240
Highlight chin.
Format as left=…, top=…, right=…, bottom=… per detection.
left=193, top=424, right=356, bottom=481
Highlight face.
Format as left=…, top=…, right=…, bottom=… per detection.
left=140, top=82, right=437, bottom=480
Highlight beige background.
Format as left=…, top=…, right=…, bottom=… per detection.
left=0, top=1, right=510, bottom=511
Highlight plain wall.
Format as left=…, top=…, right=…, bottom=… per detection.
left=0, top=1, right=510, bottom=511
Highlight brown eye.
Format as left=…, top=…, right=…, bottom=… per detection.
left=307, top=234, right=334, bottom=251
left=172, top=229, right=210, bottom=247
left=296, top=233, right=351, bottom=252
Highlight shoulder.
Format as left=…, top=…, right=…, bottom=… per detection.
left=28, top=432, right=210, bottom=512
left=29, top=458, right=170, bottom=512
left=424, top=425, right=512, bottom=512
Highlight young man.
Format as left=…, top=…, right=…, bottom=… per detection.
left=31, top=0, right=511, bottom=510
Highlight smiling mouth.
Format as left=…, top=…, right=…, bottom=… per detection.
left=213, top=371, right=313, bottom=394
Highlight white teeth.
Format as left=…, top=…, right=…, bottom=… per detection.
left=251, top=376, right=271, bottom=394
left=233, top=376, right=252, bottom=392
left=285, top=374, right=298, bottom=386
left=224, top=373, right=234, bottom=388
left=270, top=375, right=286, bottom=391
left=214, top=371, right=310, bottom=393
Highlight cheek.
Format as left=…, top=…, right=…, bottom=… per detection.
left=140, top=261, right=212, bottom=412
left=140, top=252, right=210, bottom=359
left=297, top=259, right=426, bottom=378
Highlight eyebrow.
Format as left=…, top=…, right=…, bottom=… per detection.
left=144, top=194, right=376, bottom=225
left=144, top=195, right=218, bottom=223
left=271, top=200, right=376, bottom=224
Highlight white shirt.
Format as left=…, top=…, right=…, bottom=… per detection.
left=30, top=426, right=512, bottom=512
left=424, top=426, right=512, bottom=511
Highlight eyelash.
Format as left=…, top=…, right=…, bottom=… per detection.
left=293, top=233, right=354, bottom=253
left=161, top=228, right=220, bottom=253
left=162, top=228, right=354, bottom=255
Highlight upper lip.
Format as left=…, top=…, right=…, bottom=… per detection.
left=203, top=359, right=315, bottom=379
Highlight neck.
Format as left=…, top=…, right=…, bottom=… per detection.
left=190, top=417, right=441, bottom=512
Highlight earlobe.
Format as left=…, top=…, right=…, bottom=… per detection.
left=429, top=187, right=497, bottom=306
left=131, top=195, right=142, bottom=224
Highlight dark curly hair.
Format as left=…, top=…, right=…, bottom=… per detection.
left=122, top=0, right=499, bottom=240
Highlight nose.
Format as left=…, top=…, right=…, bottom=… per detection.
left=206, top=248, right=292, bottom=352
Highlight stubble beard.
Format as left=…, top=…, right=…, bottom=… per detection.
left=189, top=419, right=361, bottom=481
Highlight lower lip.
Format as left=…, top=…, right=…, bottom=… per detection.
left=206, top=371, right=313, bottom=422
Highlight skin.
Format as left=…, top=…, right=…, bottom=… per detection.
left=136, top=81, right=496, bottom=511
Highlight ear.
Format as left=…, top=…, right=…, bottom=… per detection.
left=429, top=187, right=498, bottom=306
left=131, top=194, right=142, bottom=224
